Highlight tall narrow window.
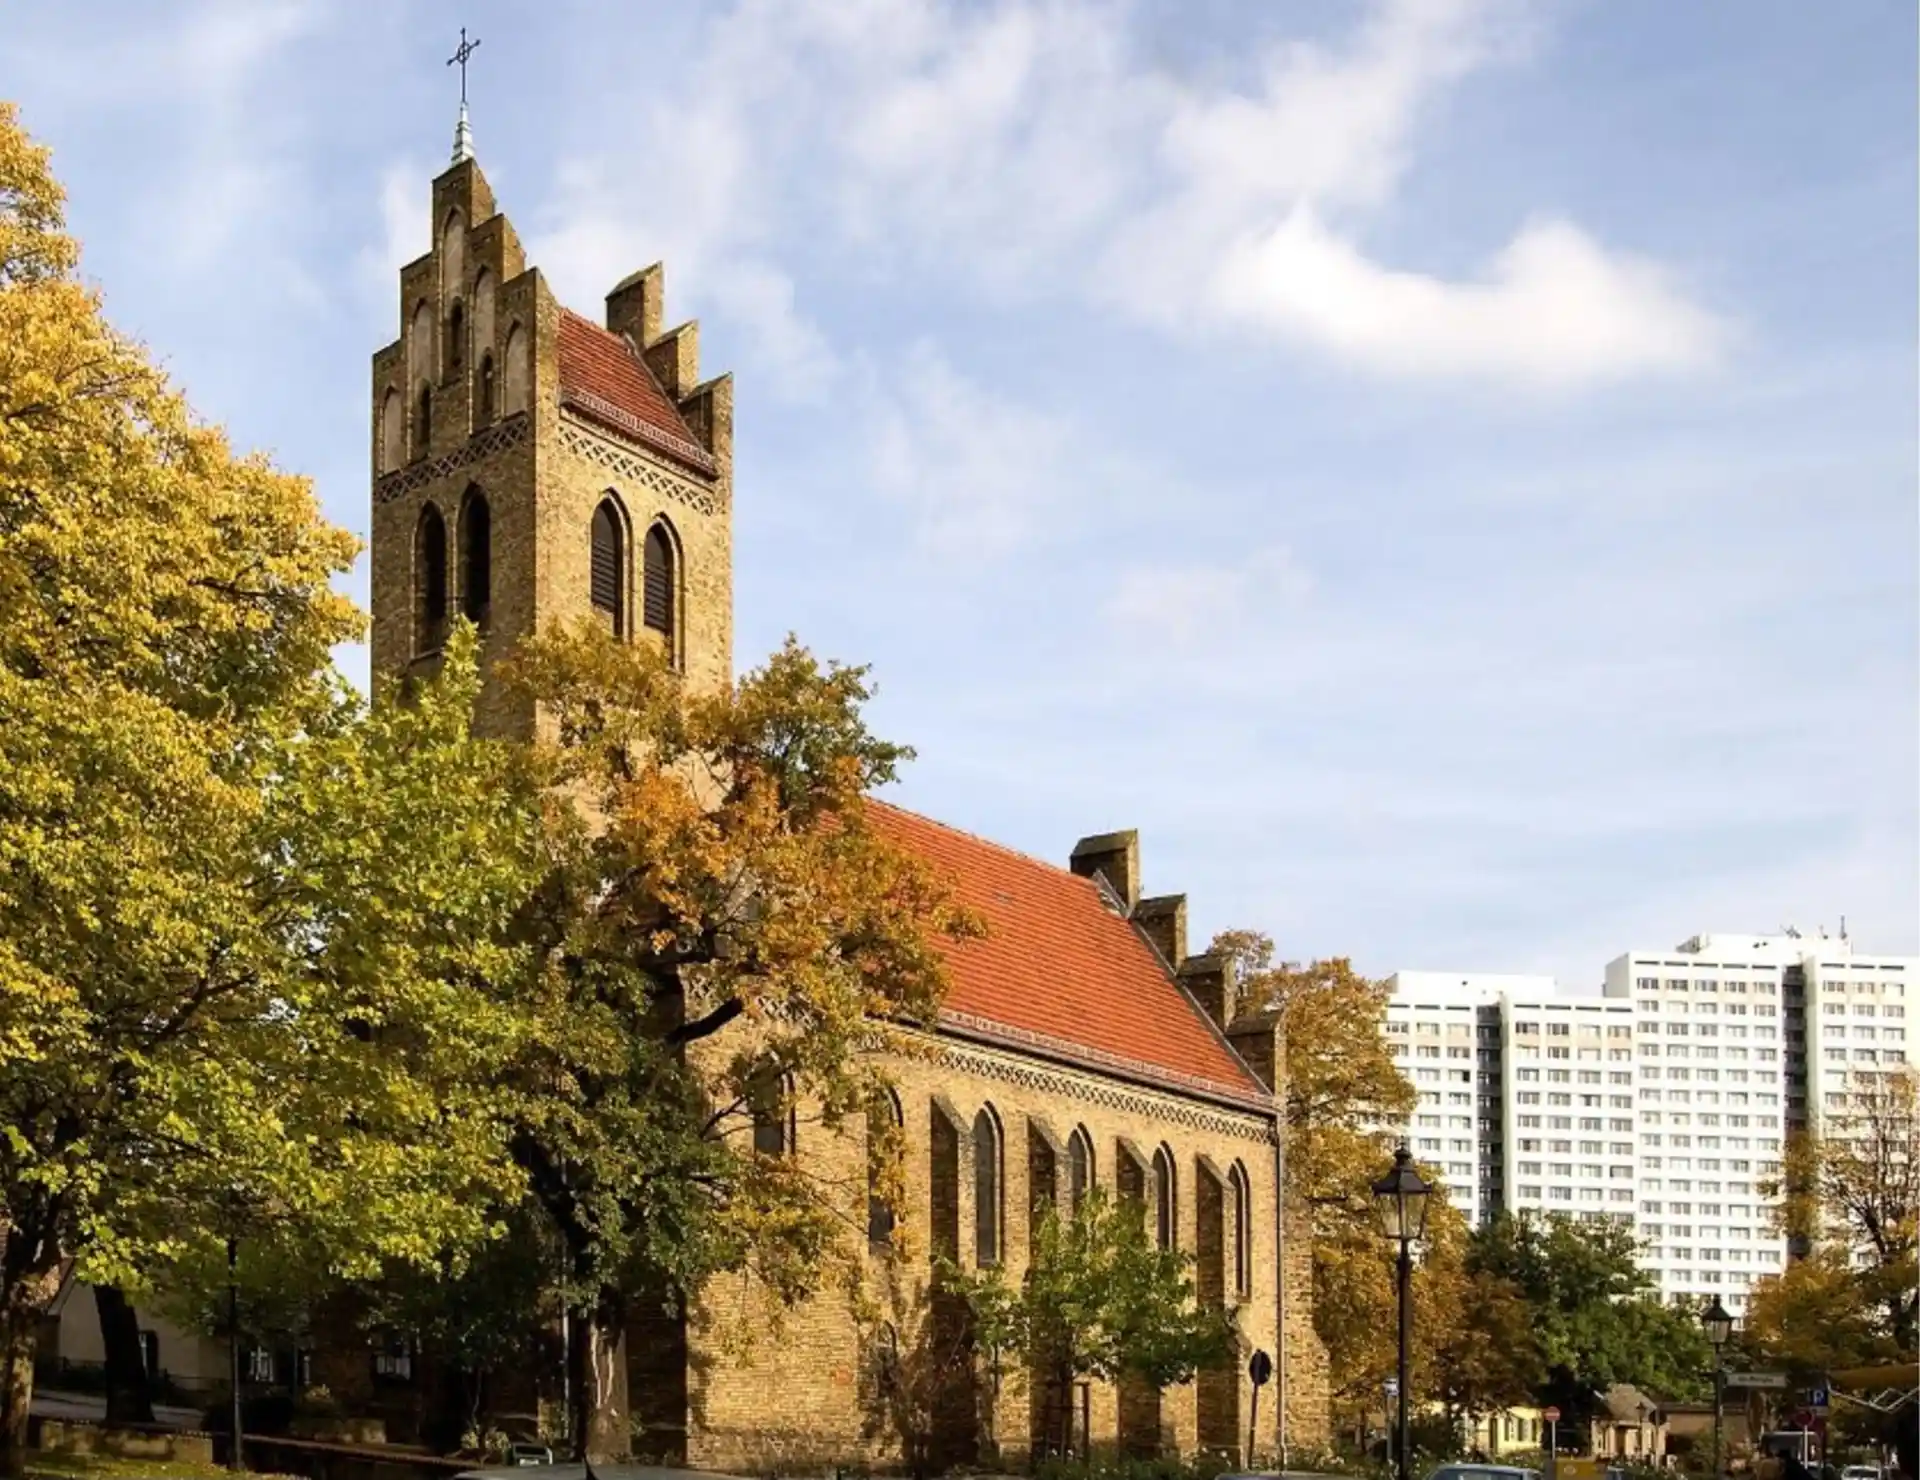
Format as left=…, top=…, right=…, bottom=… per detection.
left=476, top=352, right=495, bottom=424
left=408, top=301, right=433, bottom=385
left=1152, top=1145, right=1176, bottom=1250
left=440, top=210, right=466, bottom=297
left=503, top=324, right=529, bottom=414
left=591, top=499, right=624, bottom=635
left=750, top=1071, right=791, bottom=1157
left=974, top=1108, right=1002, bottom=1266
left=868, top=1092, right=902, bottom=1246
left=1230, top=1162, right=1252, bottom=1299
left=460, top=488, right=491, bottom=623
left=379, top=389, right=403, bottom=473
left=1068, top=1127, right=1093, bottom=1212
left=414, top=503, right=447, bottom=654
left=643, top=522, right=675, bottom=642
left=446, top=300, right=465, bottom=374
left=415, top=384, right=432, bottom=458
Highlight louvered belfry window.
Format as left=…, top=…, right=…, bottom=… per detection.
left=642, top=523, right=674, bottom=641
left=590, top=500, right=623, bottom=635
left=461, top=489, right=490, bottom=623
left=415, top=504, right=448, bottom=654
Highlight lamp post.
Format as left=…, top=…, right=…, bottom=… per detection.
left=1701, top=1297, right=1734, bottom=1480
left=1636, top=1399, right=1651, bottom=1461
left=1372, top=1146, right=1432, bottom=1480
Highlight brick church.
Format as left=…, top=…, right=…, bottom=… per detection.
left=360, top=125, right=1330, bottom=1469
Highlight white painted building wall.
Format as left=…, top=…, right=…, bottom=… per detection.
left=1386, top=929, right=1916, bottom=1317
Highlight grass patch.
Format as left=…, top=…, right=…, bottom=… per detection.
left=25, top=1451, right=294, bottom=1480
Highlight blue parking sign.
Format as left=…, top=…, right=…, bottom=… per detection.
left=1809, top=1386, right=1830, bottom=1410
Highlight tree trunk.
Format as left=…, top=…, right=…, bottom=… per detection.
left=0, top=1256, right=63, bottom=1480
left=93, top=1285, right=155, bottom=1426
left=568, top=1293, right=630, bottom=1463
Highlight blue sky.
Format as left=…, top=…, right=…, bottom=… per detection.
left=6, top=0, right=1915, bottom=987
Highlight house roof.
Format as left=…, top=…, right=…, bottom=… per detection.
left=555, top=310, right=716, bottom=475
left=867, top=801, right=1271, bottom=1111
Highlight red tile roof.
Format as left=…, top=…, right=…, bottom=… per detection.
left=867, top=801, right=1270, bottom=1109
left=555, top=310, right=716, bottom=475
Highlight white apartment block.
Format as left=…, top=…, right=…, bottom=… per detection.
left=1384, top=930, right=1917, bottom=1318
left=1382, top=974, right=1535, bottom=1228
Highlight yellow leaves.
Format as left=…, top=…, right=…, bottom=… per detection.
left=0, top=101, right=76, bottom=284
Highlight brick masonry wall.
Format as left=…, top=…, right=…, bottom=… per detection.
left=370, top=157, right=732, bottom=738
left=684, top=1036, right=1324, bottom=1473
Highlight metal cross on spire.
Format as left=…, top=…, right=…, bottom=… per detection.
left=447, top=27, right=481, bottom=105
left=447, top=27, right=481, bottom=163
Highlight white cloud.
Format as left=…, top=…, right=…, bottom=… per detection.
left=1106, top=547, right=1314, bottom=645
left=528, top=0, right=1723, bottom=392
left=867, top=343, right=1082, bottom=555
left=1206, top=210, right=1725, bottom=383
left=355, top=157, right=427, bottom=301
left=1156, top=0, right=1515, bottom=216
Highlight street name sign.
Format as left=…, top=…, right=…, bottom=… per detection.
left=1727, top=1373, right=1789, bottom=1390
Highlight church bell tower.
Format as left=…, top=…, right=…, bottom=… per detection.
left=368, top=92, right=733, bottom=734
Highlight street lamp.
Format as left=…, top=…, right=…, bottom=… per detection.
left=1701, top=1297, right=1734, bottom=1480
left=1636, top=1400, right=1651, bottom=1460
left=1373, top=1146, right=1432, bottom=1480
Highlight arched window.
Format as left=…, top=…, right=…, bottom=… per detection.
left=868, top=1091, right=903, bottom=1246
left=408, top=300, right=433, bottom=385
left=472, top=268, right=495, bottom=358
left=590, top=498, right=624, bottom=635
left=415, top=384, right=432, bottom=458
left=446, top=299, right=465, bottom=374
left=1067, top=1127, right=1094, bottom=1213
left=503, top=323, right=529, bottom=414
left=643, top=521, right=675, bottom=642
left=750, top=1070, right=792, bottom=1157
left=476, top=352, right=495, bottom=424
left=974, top=1107, right=1002, bottom=1267
left=379, top=389, right=403, bottom=473
left=440, top=210, right=465, bottom=295
left=460, top=487, right=490, bottom=624
left=1230, top=1161, right=1252, bottom=1299
left=414, top=503, right=447, bottom=654
left=1152, top=1145, right=1176, bottom=1250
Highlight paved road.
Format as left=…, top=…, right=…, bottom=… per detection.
left=31, top=1388, right=204, bottom=1430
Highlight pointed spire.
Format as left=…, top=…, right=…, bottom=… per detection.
left=446, top=28, right=480, bottom=164
left=451, top=99, right=474, bottom=164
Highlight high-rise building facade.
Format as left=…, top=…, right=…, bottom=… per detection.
left=1385, top=930, right=1916, bottom=1317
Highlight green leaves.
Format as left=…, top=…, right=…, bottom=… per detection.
left=1466, top=1211, right=1712, bottom=1402
left=946, top=1190, right=1235, bottom=1393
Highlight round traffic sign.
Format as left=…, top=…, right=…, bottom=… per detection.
left=1543, top=1406, right=1561, bottom=1422
left=1248, top=1350, right=1273, bottom=1387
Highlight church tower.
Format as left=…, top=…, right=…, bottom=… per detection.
left=369, top=125, right=733, bottom=734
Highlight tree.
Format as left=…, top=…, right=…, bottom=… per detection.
left=1468, top=1212, right=1712, bottom=1423
left=1432, top=1269, right=1546, bottom=1432
left=0, top=105, right=553, bottom=1447
left=1205, top=936, right=1421, bottom=1431
left=1205, top=937, right=1416, bottom=1209
left=1310, top=1175, right=1494, bottom=1436
left=473, top=628, right=981, bottom=1461
left=1744, top=1248, right=1896, bottom=1382
left=946, top=1190, right=1234, bottom=1457
left=0, top=100, right=374, bottom=1473
left=1764, top=1068, right=1917, bottom=1354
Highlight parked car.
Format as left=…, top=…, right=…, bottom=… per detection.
left=1217, top=1471, right=1354, bottom=1480
left=1422, top=1465, right=1545, bottom=1480
left=454, top=1469, right=749, bottom=1480
left=1840, top=1466, right=1882, bottom=1480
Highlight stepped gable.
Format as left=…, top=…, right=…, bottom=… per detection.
left=867, top=801, right=1271, bottom=1110
left=555, top=308, right=713, bottom=472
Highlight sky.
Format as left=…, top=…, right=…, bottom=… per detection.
left=5, top=0, right=1915, bottom=989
